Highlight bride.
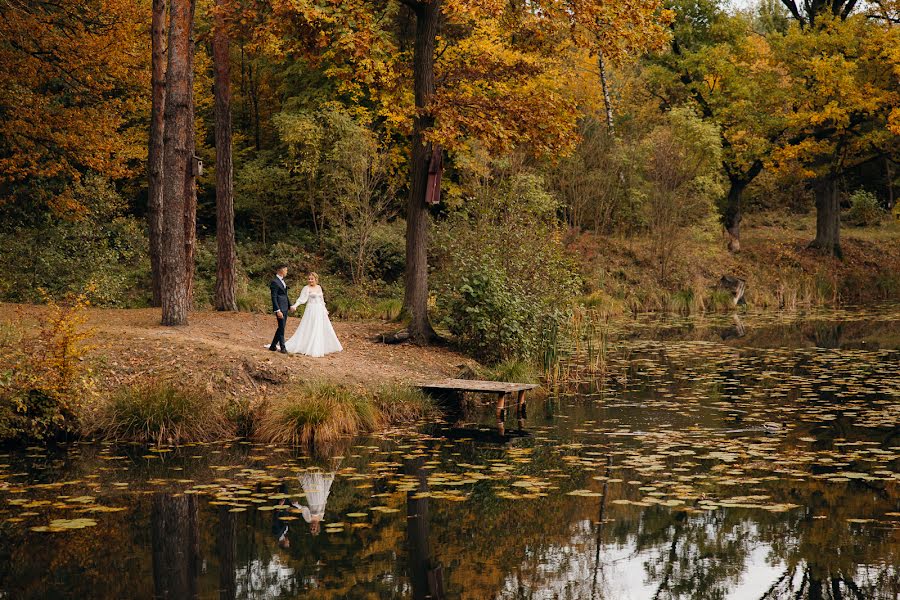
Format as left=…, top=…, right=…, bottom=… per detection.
left=285, top=272, right=343, bottom=357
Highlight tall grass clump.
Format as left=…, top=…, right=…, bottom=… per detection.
left=88, top=381, right=231, bottom=445
left=257, top=382, right=380, bottom=446
left=479, top=359, right=541, bottom=385
left=372, top=384, right=437, bottom=423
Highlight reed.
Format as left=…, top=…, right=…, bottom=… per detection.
left=371, top=384, right=437, bottom=423
left=88, top=380, right=232, bottom=445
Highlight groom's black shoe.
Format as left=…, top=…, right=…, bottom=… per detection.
left=268, top=346, right=277, bottom=352
left=279, top=348, right=288, bottom=354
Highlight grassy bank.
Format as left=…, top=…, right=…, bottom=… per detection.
left=81, top=380, right=437, bottom=447
left=571, top=212, right=900, bottom=315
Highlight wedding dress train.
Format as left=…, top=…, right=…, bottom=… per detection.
left=284, top=285, right=343, bottom=357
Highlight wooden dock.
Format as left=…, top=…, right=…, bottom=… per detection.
left=419, top=379, right=538, bottom=434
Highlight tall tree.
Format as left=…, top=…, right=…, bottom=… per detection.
left=396, top=0, right=673, bottom=343
left=652, top=1, right=786, bottom=252
left=399, top=0, right=441, bottom=343
left=160, top=0, right=197, bottom=326
left=263, top=0, right=671, bottom=343
left=213, top=0, right=238, bottom=311
left=148, top=0, right=167, bottom=307
left=771, top=11, right=900, bottom=256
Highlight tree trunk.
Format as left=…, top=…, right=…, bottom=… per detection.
left=160, top=0, right=196, bottom=326
left=213, top=0, right=237, bottom=312
left=151, top=493, right=200, bottom=599
left=886, top=156, right=895, bottom=212
left=723, top=177, right=747, bottom=253
left=148, top=0, right=166, bottom=307
left=402, top=0, right=440, bottom=344
left=809, top=176, right=842, bottom=258
left=721, top=160, right=762, bottom=253
left=183, top=6, right=197, bottom=309
left=598, top=51, right=614, bottom=136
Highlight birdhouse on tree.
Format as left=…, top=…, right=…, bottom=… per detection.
left=425, top=145, right=442, bottom=206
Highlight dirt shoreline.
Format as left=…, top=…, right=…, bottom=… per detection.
left=0, top=304, right=470, bottom=396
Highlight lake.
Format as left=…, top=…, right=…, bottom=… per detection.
left=1, top=306, right=898, bottom=599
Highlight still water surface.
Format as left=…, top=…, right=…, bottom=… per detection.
left=1, top=307, right=898, bottom=599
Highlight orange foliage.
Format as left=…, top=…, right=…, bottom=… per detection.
left=0, top=0, right=148, bottom=209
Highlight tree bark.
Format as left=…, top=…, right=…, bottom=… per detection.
left=151, top=493, right=200, bottom=600
left=598, top=51, right=614, bottom=136
left=148, top=0, right=166, bottom=307
left=402, top=0, right=440, bottom=344
left=722, top=177, right=746, bottom=253
left=160, top=0, right=196, bottom=326
left=183, top=4, right=197, bottom=309
left=809, top=176, right=842, bottom=258
left=213, top=0, right=237, bottom=311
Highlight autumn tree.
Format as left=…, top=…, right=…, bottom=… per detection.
left=771, top=11, right=900, bottom=256
left=160, top=0, right=198, bottom=325
left=212, top=0, right=238, bottom=311
left=650, top=0, right=787, bottom=252
left=148, top=0, right=167, bottom=306
left=0, top=0, right=146, bottom=212
left=395, top=0, right=672, bottom=342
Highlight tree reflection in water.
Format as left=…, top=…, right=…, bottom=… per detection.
left=150, top=492, right=200, bottom=599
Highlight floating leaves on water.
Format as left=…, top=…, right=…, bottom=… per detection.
left=31, top=518, right=98, bottom=532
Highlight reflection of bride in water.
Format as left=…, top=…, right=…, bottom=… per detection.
left=291, top=469, right=335, bottom=536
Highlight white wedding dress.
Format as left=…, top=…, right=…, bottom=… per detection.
left=285, top=285, right=343, bottom=357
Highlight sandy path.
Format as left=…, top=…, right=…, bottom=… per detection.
left=0, top=304, right=469, bottom=394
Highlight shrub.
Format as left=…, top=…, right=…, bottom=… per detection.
left=846, top=190, right=884, bottom=226
left=0, top=175, right=148, bottom=306
left=442, top=263, right=536, bottom=364
left=87, top=380, right=231, bottom=445
left=433, top=152, right=580, bottom=364
left=0, top=294, right=95, bottom=443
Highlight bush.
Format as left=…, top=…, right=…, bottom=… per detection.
left=0, top=175, right=148, bottom=306
left=442, top=263, right=537, bottom=363
left=846, top=190, right=884, bottom=226
left=87, top=380, right=232, bottom=445
left=0, top=295, right=94, bottom=443
left=433, top=153, right=580, bottom=364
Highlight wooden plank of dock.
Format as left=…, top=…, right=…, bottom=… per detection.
left=419, top=379, right=538, bottom=434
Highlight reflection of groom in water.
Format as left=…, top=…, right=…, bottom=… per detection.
left=269, top=264, right=291, bottom=354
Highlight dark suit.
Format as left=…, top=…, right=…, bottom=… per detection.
left=269, top=276, right=290, bottom=351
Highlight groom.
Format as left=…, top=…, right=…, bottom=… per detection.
left=269, top=264, right=292, bottom=353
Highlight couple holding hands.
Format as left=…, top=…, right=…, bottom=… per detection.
left=269, top=265, right=343, bottom=358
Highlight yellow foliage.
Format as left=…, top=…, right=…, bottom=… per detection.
left=0, top=292, right=95, bottom=441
